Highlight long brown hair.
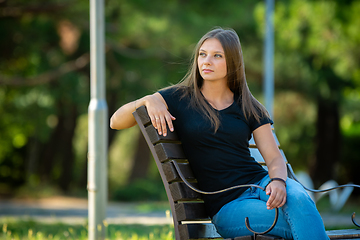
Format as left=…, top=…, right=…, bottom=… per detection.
left=170, top=27, right=270, bottom=131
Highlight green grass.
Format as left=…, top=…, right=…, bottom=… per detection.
left=1, top=196, right=359, bottom=239
left=0, top=220, right=174, bottom=240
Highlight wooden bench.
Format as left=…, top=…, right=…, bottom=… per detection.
left=133, top=105, right=360, bottom=240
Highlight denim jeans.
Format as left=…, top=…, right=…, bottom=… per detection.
left=212, top=174, right=330, bottom=240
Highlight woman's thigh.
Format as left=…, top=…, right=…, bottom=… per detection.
left=258, top=178, right=329, bottom=240
left=212, top=194, right=293, bottom=239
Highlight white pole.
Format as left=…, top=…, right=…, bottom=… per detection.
left=264, top=0, right=275, bottom=118
left=88, top=0, right=108, bottom=239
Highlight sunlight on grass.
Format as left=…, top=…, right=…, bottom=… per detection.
left=0, top=220, right=174, bottom=240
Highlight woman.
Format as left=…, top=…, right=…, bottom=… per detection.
left=110, top=27, right=329, bottom=240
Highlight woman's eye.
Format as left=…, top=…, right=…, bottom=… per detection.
left=215, top=54, right=223, bottom=58
left=199, top=52, right=206, bottom=57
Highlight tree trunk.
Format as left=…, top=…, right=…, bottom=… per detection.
left=58, top=104, right=78, bottom=191
left=40, top=113, right=65, bottom=181
left=310, top=98, right=341, bottom=187
left=127, top=130, right=151, bottom=183
left=39, top=99, right=78, bottom=191
left=26, top=137, right=40, bottom=180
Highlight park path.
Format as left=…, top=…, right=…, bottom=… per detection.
left=0, top=196, right=172, bottom=225
left=0, top=196, right=356, bottom=228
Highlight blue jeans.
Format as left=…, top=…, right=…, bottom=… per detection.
left=212, top=175, right=329, bottom=240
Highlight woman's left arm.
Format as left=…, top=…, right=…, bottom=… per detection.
left=253, top=123, right=287, bottom=210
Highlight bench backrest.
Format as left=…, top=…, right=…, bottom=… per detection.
left=133, top=106, right=287, bottom=240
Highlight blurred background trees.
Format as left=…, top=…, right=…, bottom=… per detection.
left=0, top=0, right=359, bottom=200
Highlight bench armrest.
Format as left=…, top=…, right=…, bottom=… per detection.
left=171, top=159, right=279, bottom=236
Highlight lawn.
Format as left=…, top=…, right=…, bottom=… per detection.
left=1, top=197, right=359, bottom=240
left=0, top=220, right=174, bottom=240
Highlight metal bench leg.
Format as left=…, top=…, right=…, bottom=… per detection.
left=245, top=207, right=279, bottom=239
left=352, top=212, right=360, bottom=228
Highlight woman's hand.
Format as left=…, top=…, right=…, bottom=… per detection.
left=145, top=93, right=176, bottom=136
left=265, top=180, right=287, bottom=210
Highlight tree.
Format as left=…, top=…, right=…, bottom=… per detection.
left=0, top=0, right=90, bottom=191
left=0, top=0, right=267, bottom=195
left=255, top=0, right=360, bottom=186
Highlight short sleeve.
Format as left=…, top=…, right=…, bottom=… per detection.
left=249, top=114, right=273, bottom=132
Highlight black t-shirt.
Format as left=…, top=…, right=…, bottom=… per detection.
left=159, top=87, right=273, bottom=218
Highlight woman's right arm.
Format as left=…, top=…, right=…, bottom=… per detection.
left=110, top=93, right=175, bottom=136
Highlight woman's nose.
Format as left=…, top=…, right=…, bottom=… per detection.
left=203, top=56, right=211, bottom=65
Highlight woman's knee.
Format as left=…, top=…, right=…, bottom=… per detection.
left=212, top=199, right=292, bottom=237
left=213, top=208, right=293, bottom=239
left=285, top=179, right=315, bottom=207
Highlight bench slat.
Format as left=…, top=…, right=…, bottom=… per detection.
left=236, top=236, right=284, bottom=240
left=178, top=223, right=222, bottom=240
left=136, top=106, right=152, bottom=126
left=154, top=143, right=187, bottom=162
left=145, top=125, right=180, bottom=144
left=233, top=236, right=253, bottom=240
left=175, top=202, right=209, bottom=221
left=279, top=150, right=288, bottom=163
left=163, top=161, right=195, bottom=183
left=250, top=148, right=265, bottom=165
left=326, top=229, right=360, bottom=239
left=169, top=182, right=203, bottom=202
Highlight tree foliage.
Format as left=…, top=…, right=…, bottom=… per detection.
left=255, top=0, right=360, bottom=186
left=0, top=0, right=359, bottom=197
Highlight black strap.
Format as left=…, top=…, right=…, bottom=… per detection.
left=265, top=177, right=287, bottom=189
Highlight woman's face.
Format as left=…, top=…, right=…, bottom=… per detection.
left=197, top=38, right=227, bottom=83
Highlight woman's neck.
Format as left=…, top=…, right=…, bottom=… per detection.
left=200, top=82, right=234, bottom=110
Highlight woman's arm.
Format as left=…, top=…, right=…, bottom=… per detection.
left=253, top=124, right=287, bottom=210
left=110, top=93, right=175, bottom=136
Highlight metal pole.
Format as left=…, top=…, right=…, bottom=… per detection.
left=264, top=0, right=275, bottom=118
left=88, top=0, right=108, bottom=239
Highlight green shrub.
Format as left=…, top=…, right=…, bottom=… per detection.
left=111, top=179, right=167, bottom=202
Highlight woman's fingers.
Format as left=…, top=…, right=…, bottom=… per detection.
left=278, top=196, right=287, bottom=208
left=165, top=114, right=175, bottom=132
left=160, top=114, right=176, bottom=136
left=272, top=195, right=285, bottom=209
left=266, top=182, right=287, bottom=209
left=266, top=191, right=278, bottom=210
left=267, top=193, right=285, bottom=209
left=154, top=116, right=162, bottom=134
left=151, top=113, right=176, bottom=136
left=159, top=116, right=167, bottom=136
left=145, top=93, right=175, bottom=136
